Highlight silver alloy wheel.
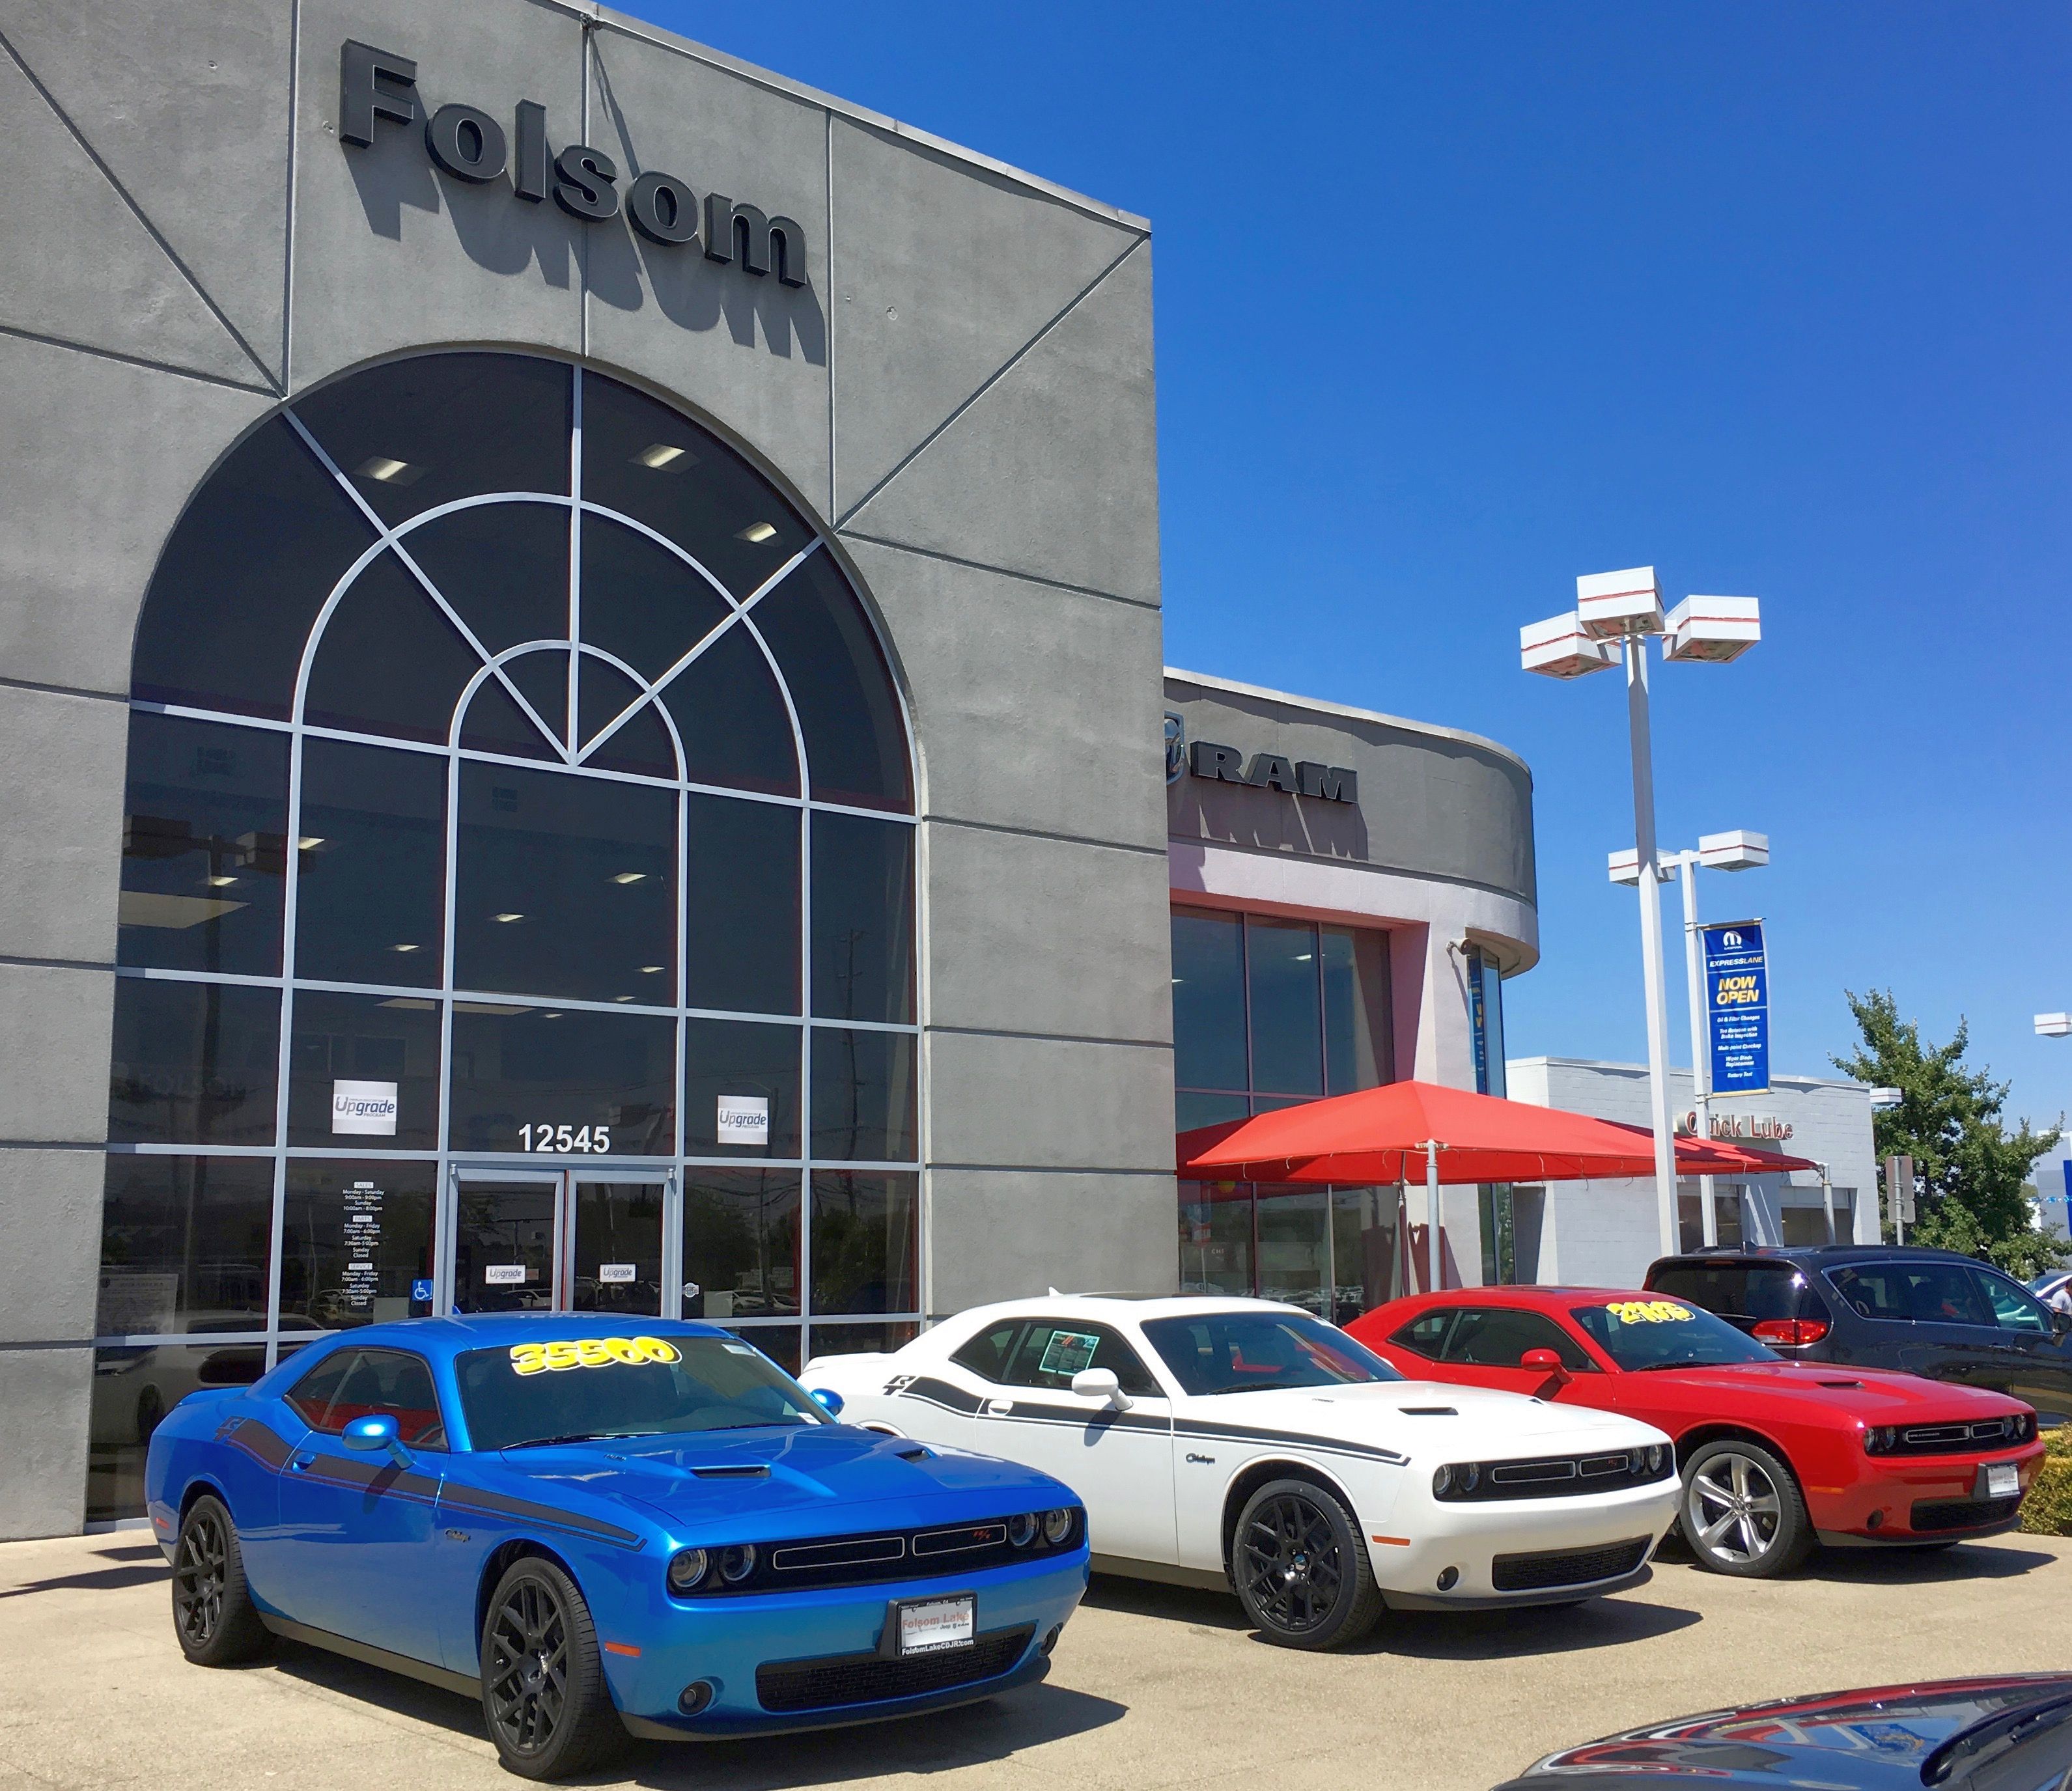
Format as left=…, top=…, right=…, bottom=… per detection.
left=1688, top=1449, right=1784, bottom=1565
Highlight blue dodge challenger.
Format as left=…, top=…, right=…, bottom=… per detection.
left=144, top=1316, right=1087, bottom=1779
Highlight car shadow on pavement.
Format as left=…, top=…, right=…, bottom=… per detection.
left=1080, top=1572, right=1700, bottom=1659
left=0, top=1554, right=170, bottom=1600
left=1797, top=1537, right=2059, bottom=1587
left=268, top=1639, right=1127, bottom=1788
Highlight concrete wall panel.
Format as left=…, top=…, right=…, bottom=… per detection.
left=828, top=117, right=1142, bottom=518
left=0, top=1348, right=91, bottom=1537
left=4, top=0, right=293, bottom=387
left=927, top=1031, right=1172, bottom=1175
left=0, top=687, right=128, bottom=966
left=844, top=539, right=1165, bottom=848
left=288, top=0, right=587, bottom=389
left=0, top=965, right=114, bottom=1145
left=0, top=49, right=263, bottom=389
left=584, top=28, right=832, bottom=510
left=927, top=1168, right=1176, bottom=1314
left=925, top=824, right=1171, bottom=1045
left=0, top=1152, right=104, bottom=1346
left=0, top=335, right=270, bottom=697
left=845, top=245, right=1158, bottom=606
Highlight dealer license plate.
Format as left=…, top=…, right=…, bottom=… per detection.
left=1986, top=1463, right=2019, bottom=1499
left=897, top=1594, right=975, bottom=1656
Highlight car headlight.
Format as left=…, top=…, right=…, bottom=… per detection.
left=1643, top=1444, right=1667, bottom=1476
left=1007, top=1513, right=1037, bottom=1548
left=718, top=1544, right=757, bottom=1584
left=1040, top=1508, right=1073, bottom=1546
left=1864, top=1426, right=1896, bottom=1454
left=1432, top=1464, right=1455, bottom=1498
left=667, top=1548, right=708, bottom=1592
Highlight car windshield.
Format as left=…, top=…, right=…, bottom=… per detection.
left=455, top=1333, right=827, bottom=1451
left=1569, top=1299, right=1777, bottom=1371
left=1142, top=1311, right=1403, bottom=1396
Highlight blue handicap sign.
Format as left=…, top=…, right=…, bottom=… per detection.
left=411, top=1278, right=434, bottom=1303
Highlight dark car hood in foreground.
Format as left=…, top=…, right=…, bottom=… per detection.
left=1498, top=1677, right=2072, bottom=1788
left=498, top=1424, right=1070, bottom=1534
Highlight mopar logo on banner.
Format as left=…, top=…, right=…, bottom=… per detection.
left=1701, top=921, right=1769, bottom=1096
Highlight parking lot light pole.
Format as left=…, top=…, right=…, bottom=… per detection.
left=1522, top=571, right=1763, bottom=1260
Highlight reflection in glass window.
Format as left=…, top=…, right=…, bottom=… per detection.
left=660, top=623, right=799, bottom=796
left=579, top=514, right=731, bottom=686
left=1322, top=926, right=1393, bottom=1095
left=303, top=551, right=484, bottom=744
left=682, top=1170, right=799, bottom=1321
left=119, top=714, right=288, bottom=975
left=1177, top=1183, right=1253, bottom=1298
left=811, top=1028, right=917, bottom=1162
left=729, top=1325, right=802, bottom=1375
left=807, top=1320, right=919, bottom=1361
left=684, top=795, right=798, bottom=1014
left=454, top=761, right=675, bottom=1003
left=570, top=1182, right=665, bottom=1315
left=448, top=1006, right=677, bottom=1155
left=279, top=1161, right=435, bottom=1329
left=1256, top=1186, right=1330, bottom=1316
left=294, top=739, right=444, bottom=986
left=810, top=1171, right=918, bottom=1314
left=98, top=1154, right=277, bottom=1333
left=404, top=501, right=571, bottom=658
left=1175, top=1090, right=1248, bottom=1135
left=1247, top=918, right=1323, bottom=1096
left=89, top=1339, right=286, bottom=1522
left=287, top=991, right=441, bottom=1149
left=811, top=812, right=915, bottom=1023
left=1332, top=1186, right=1405, bottom=1325
left=107, top=979, right=279, bottom=1145
left=1171, top=909, right=1246, bottom=1092
left=682, top=1019, right=801, bottom=1157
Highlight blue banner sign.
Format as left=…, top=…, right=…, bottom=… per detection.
left=1703, top=921, right=1770, bottom=1096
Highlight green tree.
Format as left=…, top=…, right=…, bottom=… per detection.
left=1832, top=989, right=2067, bottom=1277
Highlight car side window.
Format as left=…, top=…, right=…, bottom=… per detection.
left=950, top=1320, right=1026, bottom=1384
left=1003, top=1322, right=1159, bottom=1397
left=295, top=1348, right=447, bottom=1448
left=1901, top=1264, right=1993, bottom=1327
left=1974, top=1271, right=2053, bottom=1335
left=1827, top=1265, right=1909, bottom=1321
left=1442, top=1307, right=1594, bottom=1371
left=1390, top=1311, right=1455, bottom=1359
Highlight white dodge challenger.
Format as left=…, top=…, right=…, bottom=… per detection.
left=804, top=1296, right=1681, bottom=1649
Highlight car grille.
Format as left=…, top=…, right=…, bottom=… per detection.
left=679, top=1512, right=1080, bottom=1596
left=755, top=1625, right=1035, bottom=1713
left=1436, top=1452, right=1672, bottom=1502
left=1490, top=1536, right=1652, bottom=1593
left=1884, top=1417, right=2032, bottom=1456
left=1909, top=1495, right=2024, bottom=1534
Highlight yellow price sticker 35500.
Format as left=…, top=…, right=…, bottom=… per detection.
left=1605, top=1299, right=1693, bottom=1326
left=509, top=1336, right=683, bottom=1376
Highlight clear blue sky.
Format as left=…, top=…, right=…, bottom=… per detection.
left=636, top=1, right=2072, bottom=1132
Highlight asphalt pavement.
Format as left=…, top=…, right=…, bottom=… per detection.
left=0, top=1529, right=2063, bottom=1791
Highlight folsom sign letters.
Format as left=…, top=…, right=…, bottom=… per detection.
left=340, top=42, right=807, bottom=286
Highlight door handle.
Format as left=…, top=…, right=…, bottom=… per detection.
left=290, top=1452, right=315, bottom=1471
left=985, top=1398, right=1015, bottom=1415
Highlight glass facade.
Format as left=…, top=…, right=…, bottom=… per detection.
left=93, top=352, right=920, bottom=1519
left=1171, top=907, right=1399, bottom=1322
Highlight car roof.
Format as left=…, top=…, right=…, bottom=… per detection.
left=944, top=1294, right=1312, bottom=1329
left=1652, top=1245, right=1995, bottom=1268
left=1377, top=1286, right=1645, bottom=1308
left=285, top=1314, right=733, bottom=1364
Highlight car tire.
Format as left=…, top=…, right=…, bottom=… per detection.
left=172, top=1493, right=271, bottom=1666
left=480, top=1555, right=626, bottom=1781
left=1679, top=1439, right=1813, bottom=1578
left=1229, top=1477, right=1384, bottom=1650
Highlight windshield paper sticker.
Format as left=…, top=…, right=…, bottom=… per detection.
left=1037, top=1330, right=1101, bottom=1378
left=1604, top=1299, right=1694, bottom=1325
left=509, top=1337, right=683, bottom=1376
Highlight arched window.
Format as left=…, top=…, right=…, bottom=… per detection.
left=94, top=355, right=917, bottom=1492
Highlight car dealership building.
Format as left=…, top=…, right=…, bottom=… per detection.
left=0, top=0, right=1539, bottom=1536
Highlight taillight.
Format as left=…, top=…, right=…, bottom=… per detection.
left=1752, top=1318, right=1830, bottom=1347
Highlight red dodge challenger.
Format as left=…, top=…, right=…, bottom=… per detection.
left=1348, top=1286, right=2044, bottom=1577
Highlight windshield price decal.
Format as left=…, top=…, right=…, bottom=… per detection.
left=1604, top=1300, right=1694, bottom=1325
left=510, top=1336, right=682, bottom=1376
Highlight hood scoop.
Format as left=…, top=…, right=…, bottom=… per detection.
left=1817, top=1380, right=1863, bottom=1389
left=895, top=1444, right=932, bottom=1462
left=690, top=1464, right=771, bottom=1480
left=1399, top=1406, right=1458, bottom=1416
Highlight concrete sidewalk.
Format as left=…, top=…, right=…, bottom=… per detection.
left=0, top=1529, right=2063, bottom=1791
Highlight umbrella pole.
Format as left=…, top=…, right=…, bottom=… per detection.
left=1425, top=1141, right=1442, bottom=1293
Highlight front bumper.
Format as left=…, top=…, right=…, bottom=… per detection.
left=601, top=1548, right=1087, bottom=1739
left=1809, top=1442, right=2045, bottom=1544
left=1369, top=1477, right=1680, bottom=1609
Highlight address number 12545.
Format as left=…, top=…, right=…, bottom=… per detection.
left=518, top=1124, right=611, bottom=1154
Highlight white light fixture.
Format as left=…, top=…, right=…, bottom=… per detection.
left=491, top=912, right=524, bottom=924
left=635, top=443, right=691, bottom=469
left=388, top=943, right=421, bottom=953
left=354, top=455, right=422, bottom=485
left=206, top=874, right=238, bottom=888
left=1869, top=1086, right=1905, bottom=1109
left=2037, top=1014, right=2072, bottom=1038
left=1697, top=829, right=1769, bottom=870
left=297, top=836, right=325, bottom=850
left=639, top=964, right=665, bottom=974
left=1575, top=566, right=1664, bottom=639
left=613, top=994, right=637, bottom=1003
left=1607, top=848, right=1645, bottom=887
left=611, top=871, right=647, bottom=885
left=737, top=521, right=778, bottom=544
left=1520, top=613, right=1618, bottom=679
left=1664, top=595, right=1761, bottom=663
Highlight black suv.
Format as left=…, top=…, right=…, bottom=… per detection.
left=1643, top=1244, right=2072, bottom=1421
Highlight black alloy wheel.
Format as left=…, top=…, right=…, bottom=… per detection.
left=1679, top=1438, right=1813, bottom=1578
left=171, top=1494, right=268, bottom=1665
left=480, top=1557, right=624, bottom=1780
left=1231, top=1477, right=1384, bottom=1650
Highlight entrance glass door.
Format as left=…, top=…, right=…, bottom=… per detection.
left=450, top=1174, right=563, bottom=1313
left=570, top=1178, right=669, bottom=1317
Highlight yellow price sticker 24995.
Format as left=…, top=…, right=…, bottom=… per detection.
left=509, top=1336, right=682, bottom=1376
left=1604, top=1299, right=1693, bottom=1326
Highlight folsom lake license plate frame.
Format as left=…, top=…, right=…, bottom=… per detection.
left=888, top=1592, right=976, bottom=1658
left=1983, top=1462, right=2019, bottom=1500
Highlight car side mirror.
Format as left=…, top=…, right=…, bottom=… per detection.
left=1520, top=1347, right=1571, bottom=1385
left=1071, top=1367, right=1132, bottom=1411
left=810, top=1387, right=845, bottom=1419
left=2052, top=1309, right=2072, bottom=1336
left=339, top=1412, right=411, bottom=1468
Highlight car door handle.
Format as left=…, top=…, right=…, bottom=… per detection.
left=290, top=1452, right=316, bottom=1471
left=985, top=1398, right=1015, bottom=1415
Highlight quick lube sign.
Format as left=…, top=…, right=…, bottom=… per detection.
left=1702, top=922, right=1769, bottom=1096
